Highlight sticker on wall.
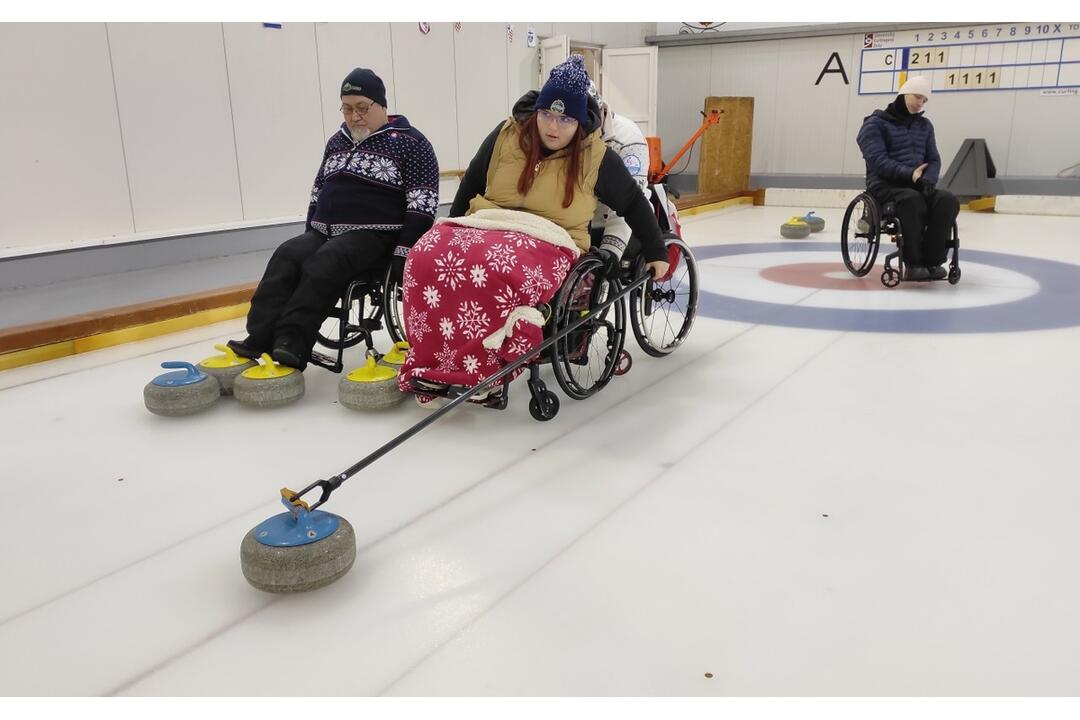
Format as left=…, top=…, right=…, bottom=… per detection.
left=506, top=24, right=513, bottom=43
left=262, top=23, right=282, bottom=29
left=455, top=22, right=462, bottom=32
left=418, top=22, right=431, bottom=35
left=527, top=28, right=537, bottom=48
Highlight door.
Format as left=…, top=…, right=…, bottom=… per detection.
left=539, top=34, right=569, bottom=87
left=600, top=46, right=658, bottom=137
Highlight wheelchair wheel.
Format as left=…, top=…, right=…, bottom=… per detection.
left=381, top=266, right=408, bottom=344
left=316, top=281, right=383, bottom=350
left=550, top=255, right=626, bottom=401
left=841, top=193, right=880, bottom=277
left=630, top=234, right=698, bottom=357
left=528, top=391, right=560, bottom=421
left=948, top=266, right=961, bottom=285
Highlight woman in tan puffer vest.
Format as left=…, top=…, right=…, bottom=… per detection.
left=450, top=57, right=669, bottom=278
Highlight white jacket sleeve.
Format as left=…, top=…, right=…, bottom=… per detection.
left=594, top=113, right=652, bottom=259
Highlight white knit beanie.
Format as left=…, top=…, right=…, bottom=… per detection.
left=899, top=75, right=932, bottom=98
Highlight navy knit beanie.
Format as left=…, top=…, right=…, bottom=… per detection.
left=536, top=55, right=590, bottom=125
left=341, top=68, right=387, bottom=107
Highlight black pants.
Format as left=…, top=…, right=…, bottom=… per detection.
left=873, top=186, right=960, bottom=267
left=245, top=228, right=396, bottom=361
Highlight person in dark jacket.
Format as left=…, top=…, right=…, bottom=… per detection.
left=228, top=68, right=439, bottom=370
left=856, top=76, right=959, bottom=281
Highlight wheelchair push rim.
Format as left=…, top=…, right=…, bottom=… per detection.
left=841, top=192, right=880, bottom=277
left=550, top=255, right=627, bottom=401
left=629, top=235, right=698, bottom=357
left=315, top=281, right=385, bottom=350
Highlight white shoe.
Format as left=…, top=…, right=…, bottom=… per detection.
left=415, top=394, right=445, bottom=410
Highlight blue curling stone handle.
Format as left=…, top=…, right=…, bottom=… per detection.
left=152, top=361, right=210, bottom=387
left=251, top=506, right=342, bottom=547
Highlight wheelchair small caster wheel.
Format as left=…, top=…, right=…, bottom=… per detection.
left=614, top=350, right=632, bottom=376
left=881, top=269, right=900, bottom=288
left=948, top=266, right=961, bottom=285
left=529, top=391, right=560, bottom=421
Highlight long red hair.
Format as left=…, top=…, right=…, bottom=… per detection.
left=516, top=113, right=588, bottom=208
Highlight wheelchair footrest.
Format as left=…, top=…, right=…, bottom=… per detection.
left=309, top=350, right=342, bottom=373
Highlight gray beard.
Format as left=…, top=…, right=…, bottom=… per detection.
left=350, top=127, right=370, bottom=142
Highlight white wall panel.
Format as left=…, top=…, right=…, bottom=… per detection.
left=591, top=22, right=653, bottom=49
left=553, top=23, right=593, bottom=44
left=768, top=36, right=857, bottom=175
left=314, top=23, right=395, bottom=140
left=657, top=46, right=711, bottom=172
left=1005, top=92, right=1080, bottom=176
left=709, top=40, right=781, bottom=174
left=390, top=22, right=459, bottom=174
left=507, top=23, right=540, bottom=105
left=454, top=23, right=510, bottom=172
left=0, top=23, right=133, bottom=250
left=919, top=91, right=1017, bottom=177
left=223, top=23, right=324, bottom=221
left=107, top=23, right=242, bottom=233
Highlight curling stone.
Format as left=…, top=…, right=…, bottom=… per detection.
left=379, top=341, right=410, bottom=367
left=241, top=491, right=356, bottom=593
left=802, top=211, right=825, bottom=232
left=780, top=216, right=811, bottom=239
left=339, top=356, right=405, bottom=411
left=196, top=343, right=257, bottom=395
left=233, top=353, right=305, bottom=408
left=144, top=361, right=221, bottom=416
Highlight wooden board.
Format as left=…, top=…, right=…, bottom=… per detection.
left=0, top=283, right=255, bottom=355
left=697, top=96, right=754, bottom=196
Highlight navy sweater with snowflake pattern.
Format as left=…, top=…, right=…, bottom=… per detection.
left=306, top=116, right=439, bottom=249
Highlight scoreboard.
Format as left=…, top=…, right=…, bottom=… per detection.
left=858, top=22, right=1080, bottom=95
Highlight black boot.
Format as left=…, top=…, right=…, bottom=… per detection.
left=903, top=265, right=930, bottom=281
left=928, top=265, right=948, bottom=280
left=227, top=336, right=268, bottom=360
left=271, top=334, right=306, bottom=370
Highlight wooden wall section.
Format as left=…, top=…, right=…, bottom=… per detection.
left=697, top=96, right=754, bottom=195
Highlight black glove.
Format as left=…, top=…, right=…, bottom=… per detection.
left=915, top=178, right=936, bottom=198
left=597, top=247, right=623, bottom=283
left=389, top=246, right=408, bottom=286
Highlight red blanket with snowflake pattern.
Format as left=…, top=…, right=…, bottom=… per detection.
left=398, top=221, right=578, bottom=394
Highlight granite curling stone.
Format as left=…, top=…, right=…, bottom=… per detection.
left=802, top=211, right=825, bottom=232
left=339, top=356, right=406, bottom=411
left=780, top=216, right=811, bottom=239
left=233, top=353, right=305, bottom=408
left=241, top=494, right=356, bottom=593
left=196, top=343, right=257, bottom=395
left=144, top=361, right=221, bottom=416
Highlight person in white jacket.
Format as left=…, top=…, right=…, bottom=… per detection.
left=587, top=81, right=654, bottom=279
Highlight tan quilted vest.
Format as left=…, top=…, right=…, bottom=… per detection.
left=468, top=118, right=605, bottom=252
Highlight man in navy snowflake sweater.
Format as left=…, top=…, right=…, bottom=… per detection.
left=229, top=67, right=439, bottom=370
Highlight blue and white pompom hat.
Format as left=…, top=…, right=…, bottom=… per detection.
left=536, top=54, right=591, bottom=124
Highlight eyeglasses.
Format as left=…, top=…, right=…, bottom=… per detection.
left=340, top=102, right=374, bottom=117
left=537, top=109, right=578, bottom=127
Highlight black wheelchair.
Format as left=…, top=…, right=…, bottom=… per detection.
left=840, top=192, right=961, bottom=288
left=309, top=264, right=406, bottom=373
left=413, top=184, right=699, bottom=422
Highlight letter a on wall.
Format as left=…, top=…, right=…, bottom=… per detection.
left=815, top=52, right=849, bottom=85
